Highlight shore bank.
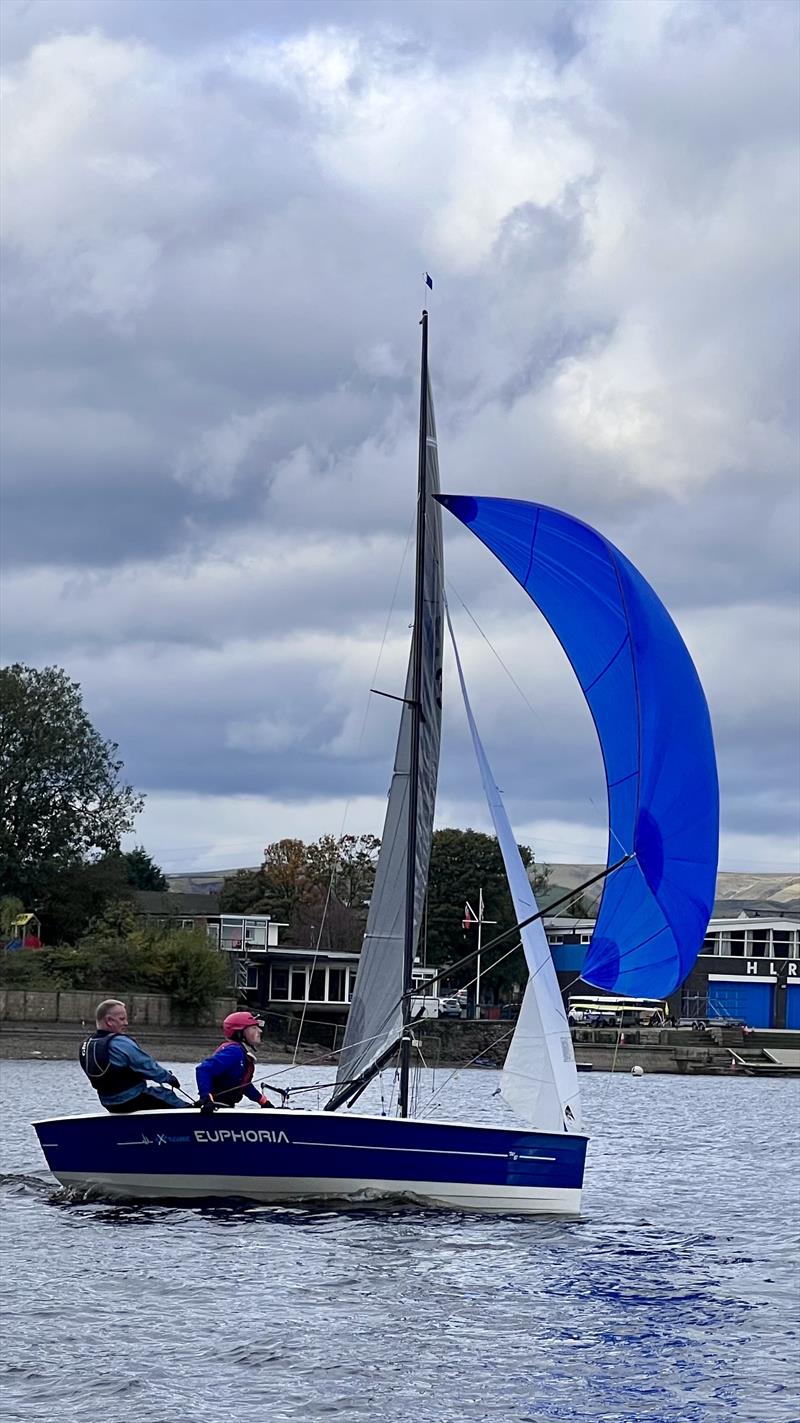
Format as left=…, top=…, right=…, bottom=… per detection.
left=4, top=1017, right=798, bottom=1075
left=0, top=1021, right=332, bottom=1065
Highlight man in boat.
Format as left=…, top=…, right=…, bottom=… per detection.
left=195, top=1010, right=275, bottom=1113
left=79, top=999, right=185, bottom=1113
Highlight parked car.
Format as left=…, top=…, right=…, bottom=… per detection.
left=438, top=997, right=463, bottom=1018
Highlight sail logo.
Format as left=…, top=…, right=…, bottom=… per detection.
left=194, top=1128, right=290, bottom=1145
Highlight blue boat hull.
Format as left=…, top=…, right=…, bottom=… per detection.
left=34, top=1108, right=587, bottom=1215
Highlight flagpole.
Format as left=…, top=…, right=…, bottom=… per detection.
left=476, top=886, right=483, bottom=1018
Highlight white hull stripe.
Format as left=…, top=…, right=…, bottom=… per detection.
left=53, top=1170, right=582, bottom=1216
left=292, top=1138, right=556, bottom=1162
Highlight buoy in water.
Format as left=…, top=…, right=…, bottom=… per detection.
left=631, top=1065, right=645, bottom=1077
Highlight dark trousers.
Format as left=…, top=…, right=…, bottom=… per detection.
left=106, top=1091, right=182, bottom=1114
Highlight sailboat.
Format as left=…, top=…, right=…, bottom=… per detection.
left=33, top=311, right=719, bottom=1214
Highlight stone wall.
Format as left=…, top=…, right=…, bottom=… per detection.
left=0, top=989, right=236, bottom=1028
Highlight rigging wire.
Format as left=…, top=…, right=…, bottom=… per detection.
left=291, top=514, right=417, bottom=1064
left=261, top=893, right=611, bottom=1113
left=445, top=577, right=629, bottom=870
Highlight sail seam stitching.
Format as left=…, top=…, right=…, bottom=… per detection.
left=583, top=634, right=630, bottom=693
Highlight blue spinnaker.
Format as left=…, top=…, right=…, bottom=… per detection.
left=437, top=496, right=719, bottom=1000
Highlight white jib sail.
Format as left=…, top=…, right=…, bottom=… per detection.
left=448, top=611, right=582, bottom=1133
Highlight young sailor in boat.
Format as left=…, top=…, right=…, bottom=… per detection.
left=195, top=1011, right=275, bottom=1114
left=79, top=999, right=184, bottom=1113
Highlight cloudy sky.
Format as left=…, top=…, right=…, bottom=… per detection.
left=2, top=0, right=798, bottom=876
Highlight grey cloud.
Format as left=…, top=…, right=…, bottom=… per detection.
left=0, top=1, right=587, bottom=65
left=1, top=2, right=797, bottom=870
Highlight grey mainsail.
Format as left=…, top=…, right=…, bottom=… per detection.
left=329, top=377, right=443, bottom=1102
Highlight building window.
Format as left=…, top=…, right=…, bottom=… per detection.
left=548, top=935, right=564, bottom=945
left=290, top=967, right=307, bottom=1001
left=347, top=969, right=357, bottom=1001
left=773, top=930, right=797, bottom=960
left=271, top=967, right=289, bottom=1001
left=221, top=922, right=243, bottom=952
left=245, top=964, right=259, bottom=990
left=207, top=923, right=221, bottom=946
left=580, top=934, right=591, bottom=945
left=328, top=969, right=346, bottom=1002
left=179, top=919, right=196, bottom=930
left=728, top=932, right=746, bottom=957
left=751, top=929, right=770, bottom=959
left=309, top=968, right=326, bottom=1001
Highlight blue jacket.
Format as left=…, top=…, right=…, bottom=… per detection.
left=98, top=1035, right=176, bottom=1106
left=195, top=1042, right=263, bottom=1105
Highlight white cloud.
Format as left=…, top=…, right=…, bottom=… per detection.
left=2, top=1, right=797, bottom=876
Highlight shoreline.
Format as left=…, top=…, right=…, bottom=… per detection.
left=0, top=1023, right=334, bottom=1066
left=3, top=1020, right=799, bottom=1077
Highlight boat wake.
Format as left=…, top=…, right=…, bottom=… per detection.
left=0, top=1170, right=61, bottom=1199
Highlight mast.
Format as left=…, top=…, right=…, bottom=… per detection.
left=398, top=308, right=429, bottom=1119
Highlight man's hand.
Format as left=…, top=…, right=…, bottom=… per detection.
left=259, top=1095, right=274, bottom=1109
left=199, top=1095, right=217, bottom=1115
left=166, top=1073, right=181, bottom=1089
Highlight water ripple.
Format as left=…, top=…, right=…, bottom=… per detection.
left=1, top=1060, right=798, bottom=1422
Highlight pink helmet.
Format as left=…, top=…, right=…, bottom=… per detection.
left=222, top=1010, right=263, bottom=1039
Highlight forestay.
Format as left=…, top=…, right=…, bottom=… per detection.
left=448, top=611, right=581, bottom=1132
left=330, top=378, right=444, bottom=1100
left=437, top=496, right=719, bottom=1001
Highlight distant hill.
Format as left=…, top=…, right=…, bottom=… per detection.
left=165, top=869, right=259, bottom=896
left=165, top=864, right=799, bottom=916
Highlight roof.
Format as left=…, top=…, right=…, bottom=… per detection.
left=539, top=867, right=799, bottom=917
left=711, top=898, right=800, bottom=919
left=268, top=948, right=361, bottom=963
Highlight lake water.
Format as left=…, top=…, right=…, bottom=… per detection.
left=1, top=1058, right=798, bottom=1423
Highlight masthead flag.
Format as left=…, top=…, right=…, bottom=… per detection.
left=425, top=272, right=433, bottom=290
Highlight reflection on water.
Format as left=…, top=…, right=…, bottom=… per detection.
left=1, top=1058, right=798, bottom=1422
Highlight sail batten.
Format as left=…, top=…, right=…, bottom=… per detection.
left=437, top=495, right=719, bottom=1001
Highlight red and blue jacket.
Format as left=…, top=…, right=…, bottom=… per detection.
left=195, top=1041, right=264, bottom=1106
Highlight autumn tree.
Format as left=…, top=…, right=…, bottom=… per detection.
left=219, top=834, right=380, bottom=952
left=0, top=664, right=143, bottom=901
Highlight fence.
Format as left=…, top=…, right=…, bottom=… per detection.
left=0, top=989, right=237, bottom=1028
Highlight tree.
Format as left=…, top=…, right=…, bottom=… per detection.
left=219, top=868, right=263, bottom=914
left=123, top=846, right=168, bottom=891
left=146, top=930, right=231, bottom=1023
left=0, top=664, right=143, bottom=900
left=218, top=840, right=314, bottom=937
left=0, top=895, right=24, bottom=939
left=219, top=834, right=379, bottom=952
left=425, top=828, right=548, bottom=1002
left=305, top=834, right=380, bottom=909
left=37, top=855, right=134, bottom=945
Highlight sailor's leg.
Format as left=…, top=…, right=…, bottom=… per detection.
left=110, top=1087, right=185, bottom=1112
left=141, top=1086, right=186, bottom=1109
